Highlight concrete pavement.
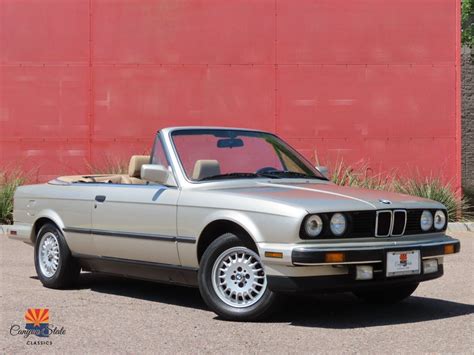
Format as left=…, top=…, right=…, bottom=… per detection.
left=1, top=232, right=473, bottom=354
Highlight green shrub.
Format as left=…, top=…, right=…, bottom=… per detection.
left=330, top=161, right=473, bottom=222
left=0, top=171, right=26, bottom=225
left=462, top=0, right=474, bottom=48
left=393, top=177, right=473, bottom=222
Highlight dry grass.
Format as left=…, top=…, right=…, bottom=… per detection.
left=330, top=160, right=395, bottom=191
left=86, top=156, right=129, bottom=175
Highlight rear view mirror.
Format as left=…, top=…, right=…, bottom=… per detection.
left=316, top=166, right=329, bottom=178
left=141, top=164, right=176, bottom=186
left=217, top=138, right=244, bottom=148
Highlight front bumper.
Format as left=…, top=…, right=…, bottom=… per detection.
left=268, top=266, right=444, bottom=293
left=290, top=238, right=460, bottom=265
left=258, top=234, right=460, bottom=292
left=6, top=223, right=33, bottom=244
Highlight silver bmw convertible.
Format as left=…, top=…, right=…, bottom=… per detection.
left=8, top=127, right=460, bottom=321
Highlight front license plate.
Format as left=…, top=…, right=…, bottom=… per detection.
left=386, top=250, right=421, bottom=277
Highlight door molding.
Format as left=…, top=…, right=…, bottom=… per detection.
left=63, top=227, right=196, bottom=244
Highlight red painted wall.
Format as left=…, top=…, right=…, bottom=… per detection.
left=0, top=0, right=461, bottom=188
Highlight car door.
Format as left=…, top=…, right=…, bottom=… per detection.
left=52, top=184, right=96, bottom=256
left=91, top=184, right=180, bottom=265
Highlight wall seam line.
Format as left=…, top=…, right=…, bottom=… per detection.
left=88, top=0, right=94, bottom=169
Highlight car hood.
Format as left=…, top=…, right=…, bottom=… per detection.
left=213, top=181, right=444, bottom=213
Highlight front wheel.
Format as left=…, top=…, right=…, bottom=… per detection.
left=198, top=233, right=279, bottom=321
left=353, top=283, right=419, bottom=304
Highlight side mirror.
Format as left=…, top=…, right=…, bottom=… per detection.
left=141, top=164, right=176, bottom=186
left=316, top=166, right=329, bottom=178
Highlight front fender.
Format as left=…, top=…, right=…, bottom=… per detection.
left=176, top=205, right=304, bottom=268
left=198, top=209, right=265, bottom=243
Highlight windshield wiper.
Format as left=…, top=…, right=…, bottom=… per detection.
left=199, top=172, right=280, bottom=181
left=261, top=170, right=328, bottom=180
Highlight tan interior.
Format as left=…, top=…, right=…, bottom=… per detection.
left=56, top=155, right=150, bottom=184
left=128, top=155, right=150, bottom=178
left=192, top=159, right=221, bottom=180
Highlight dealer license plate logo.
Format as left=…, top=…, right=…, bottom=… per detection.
left=386, top=250, right=421, bottom=277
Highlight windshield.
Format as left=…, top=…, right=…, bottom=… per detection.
left=169, top=129, right=327, bottom=182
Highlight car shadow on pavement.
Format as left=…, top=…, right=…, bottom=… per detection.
left=74, top=272, right=208, bottom=311
left=61, top=273, right=473, bottom=328
left=268, top=293, right=474, bottom=329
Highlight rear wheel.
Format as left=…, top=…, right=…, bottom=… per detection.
left=34, top=223, right=80, bottom=289
left=198, top=233, right=279, bottom=321
left=353, top=283, right=419, bottom=304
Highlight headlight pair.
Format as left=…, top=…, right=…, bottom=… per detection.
left=303, top=213, right=347, bottom=238
left=420, top=210, right=446, bottom=231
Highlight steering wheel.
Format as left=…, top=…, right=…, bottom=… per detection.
left=256, top=166, right=278, bottom=174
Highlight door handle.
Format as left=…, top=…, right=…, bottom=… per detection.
left=95, top=195, right=106, bottom=203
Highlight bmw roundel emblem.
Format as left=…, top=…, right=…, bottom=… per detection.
left=379, top=199, right=392, bottom=205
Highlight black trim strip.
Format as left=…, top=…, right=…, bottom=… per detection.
left=104, top=256, right=198, bottom=272
left=73, top=252, right=198, bottom=272
left=176, top=236, right=197, bottom=244
left=63, top=227, right=90, bottom=235
left=292, top=240, right=461, bottom=264
left=74, top=253, right=198, bottom=287
left=92, top=229, right=175, bottom=242
left=63, top=227, right=196, bottom=244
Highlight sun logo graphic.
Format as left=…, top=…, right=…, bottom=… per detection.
left=24, top=308, right=49, bottom=338
left=399, top=253, right=408, bottom=267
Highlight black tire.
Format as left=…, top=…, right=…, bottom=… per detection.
left=198, top=233, right=279, bottom=321
left=34, top=223, right=80, bottom=289
left=353, top=283, right=419, bottom=304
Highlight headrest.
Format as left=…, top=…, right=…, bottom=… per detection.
left=128, top=155, right=150, bottom=178
left=192, top=160, right=221, bottom=180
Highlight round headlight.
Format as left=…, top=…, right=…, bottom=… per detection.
left=434, top=210, right=446, bottom=230
left=305, top=215, right=323, bottom=237
left=330, top=213, right=347, bottom=236
left=420, top=210, right=433, bottom=231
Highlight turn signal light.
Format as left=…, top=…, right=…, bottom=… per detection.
left=325, top=252, right=345, bottom=263
left=264, top=251, right=283, bottom=259
left=444, top=244, right=455, bottom=254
